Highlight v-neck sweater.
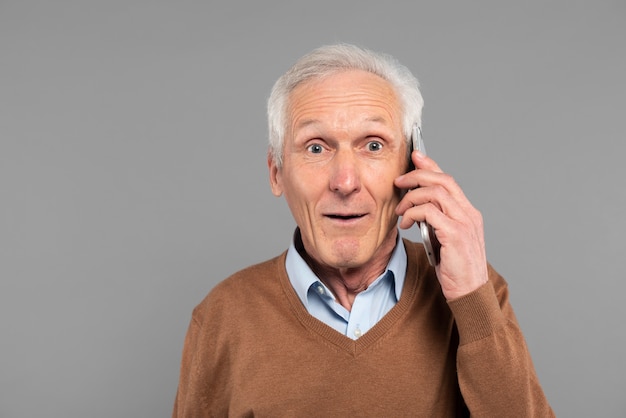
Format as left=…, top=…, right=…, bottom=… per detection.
left=173, top=239, right=553, bottom=417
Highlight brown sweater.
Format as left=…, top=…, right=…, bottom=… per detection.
left=173, top=239, right=554, bottom=417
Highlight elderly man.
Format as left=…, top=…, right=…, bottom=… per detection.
left=173, top=44, right=554, bottom=417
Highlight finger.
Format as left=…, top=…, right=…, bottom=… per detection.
left=395, top=169, right=452, bottom=192
left=395, top=186, right=443, bottom=216
left=394, top=151, right=442, bottom=187
left=397, top=200, right=451, bottom=231
left=395, top=152, right=451, bottom=191
left=397, top=171, right=475, bottom=217
left=396, top=185, right=469, bottom=227
left=398, top=200, right=485, bottom=256
left=412, top=150, right=443, bottom=173
left=396, top=168, right=475, bottom=218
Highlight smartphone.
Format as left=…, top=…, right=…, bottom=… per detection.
left=410, top=124, right=441, bottom=266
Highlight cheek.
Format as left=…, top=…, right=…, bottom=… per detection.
left=369, top=165, right=404, bottom=201
left=281, top=174, right=321, bottom=218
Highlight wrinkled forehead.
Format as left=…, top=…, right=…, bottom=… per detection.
left=285, top=70, right=403, bottom=128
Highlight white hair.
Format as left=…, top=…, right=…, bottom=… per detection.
left=267, top=43, right=424, bottom=166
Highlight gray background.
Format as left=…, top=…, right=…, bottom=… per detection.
left=1, top=0, right=624, bottom=417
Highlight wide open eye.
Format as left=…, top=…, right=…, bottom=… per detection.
left=307, top=143, right=324, bottom=154
left=367, top=141, right=383, bottom=152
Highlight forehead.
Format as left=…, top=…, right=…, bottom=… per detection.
left=286, top=70, right=402, bottom=129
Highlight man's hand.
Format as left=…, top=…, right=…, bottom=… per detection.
left=394, top=150, right=488, bottom=300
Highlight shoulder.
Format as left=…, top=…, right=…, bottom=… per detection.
left=191, top=252, right=288, bottom=322
left=401, top=237, right=437, bottom=286
left=401, top=238, right=431, bottom=267
left=400, top=238, right=445, bottom=305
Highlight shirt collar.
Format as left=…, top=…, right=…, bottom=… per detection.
left=285, top=229, right=407, bottom=308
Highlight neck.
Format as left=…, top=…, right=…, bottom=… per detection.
left=295, top=229, right=397, bottom=311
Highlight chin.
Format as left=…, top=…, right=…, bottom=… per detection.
left=325, top=238, right=373, bottom=268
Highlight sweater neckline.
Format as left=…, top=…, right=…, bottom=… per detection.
left=277, top=239, right=423, bottom=357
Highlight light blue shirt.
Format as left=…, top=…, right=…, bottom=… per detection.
left=285, top=232, right=407, bottom=340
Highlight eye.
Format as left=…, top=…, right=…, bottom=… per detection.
left=307, top=143, right=324, bottom=154
left=367, top=141, right=383, bottom=152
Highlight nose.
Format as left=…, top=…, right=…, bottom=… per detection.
left=329, top=150, right=361, bottom=196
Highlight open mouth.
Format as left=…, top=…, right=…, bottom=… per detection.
left=326, top=214, right=366, bottom=220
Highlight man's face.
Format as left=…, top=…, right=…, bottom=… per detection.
left=269, top=70, right=408, bottom=271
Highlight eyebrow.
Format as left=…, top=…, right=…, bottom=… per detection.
left=362, top=115, right=390, bottom=125
left=295, top=115, right=390, bottom=130
left=294, top=119, right=320, bottom=130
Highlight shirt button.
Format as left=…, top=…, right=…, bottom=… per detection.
left=315, top=284, right=325, bottom=295
left=354, top=327, right=362, bottom=338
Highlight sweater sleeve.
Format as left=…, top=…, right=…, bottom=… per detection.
left=447, top=264, right=555, bottom=417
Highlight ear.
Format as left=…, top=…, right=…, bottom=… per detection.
left=268, top=151, right=283, bottom=197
